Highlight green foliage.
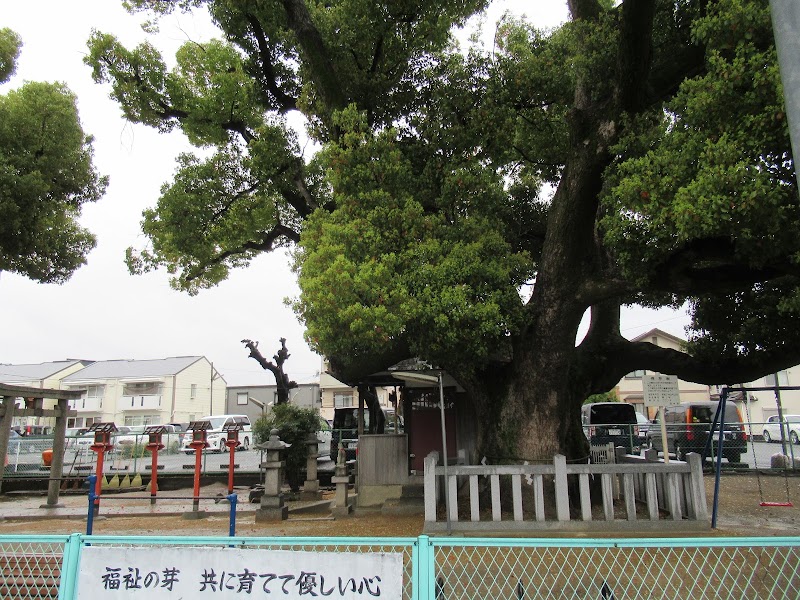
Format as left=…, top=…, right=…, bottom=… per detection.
left=293, top=105, right=532, bottom=373
left=253, top=404, right=319, bottom=491
left=602, top=0, right=792, bottom=282
left=0, top=68, right=108, bottom=282
left=0, top=28, right=22, bottom=83
left=584, top=391, right=619, bottom=405
left=118, top=443, right=148, bottom=459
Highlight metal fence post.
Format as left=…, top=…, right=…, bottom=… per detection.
left=227, top=493, right=238, bottom=538
left=86, top=475, right=97, bottom=536
left=58, top=533, right=82, bottom=600
left=414, top=534, right=434, bottom=600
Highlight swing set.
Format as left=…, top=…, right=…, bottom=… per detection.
left=709, top=383, right=800, bottom=527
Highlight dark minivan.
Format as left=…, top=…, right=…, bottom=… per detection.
left=581, top=402, right=640, bottom=453
left=646, top=401, right=747, bottom=463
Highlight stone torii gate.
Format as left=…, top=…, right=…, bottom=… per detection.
left=0, top=384, right=82, bottom=508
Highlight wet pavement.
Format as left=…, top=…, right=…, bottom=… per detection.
left=0, top=481, right=278, bottom=522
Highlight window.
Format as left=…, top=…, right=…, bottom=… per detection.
left=625, top=370, right=645, bottom=379
left=122, top=382, right=163, bottom=396
left=123, top=415, right=161, bottom=427
left=84, top=385, right=105, bottom=398
left=237, top=392, right=248, bottom=406
left=334, top=393, right=353, bottom=408
left=765, top=371, right=789, bottom=387
left=190, top=384, right=197, bottom=399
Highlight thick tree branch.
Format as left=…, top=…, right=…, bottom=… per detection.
left=244, top=12, right=298, bottom=113
left=612, top=338, right=800, bottom=387
left=651, top=238, right=800, bottom=295
left=615, top=1, right=656, bottom=113
left=280, top=0, right=347, bottom=112
left=183, top=223, right=299, bottom=283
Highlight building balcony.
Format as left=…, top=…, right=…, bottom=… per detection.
left=69, top=396, right=103, bottom=412
left=121, top=395, right=162, bottom=410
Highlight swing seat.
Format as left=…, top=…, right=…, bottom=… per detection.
left=759, top=501, right=794, bottom=507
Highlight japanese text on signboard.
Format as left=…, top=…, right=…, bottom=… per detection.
left=77, top=547, right=403, bottom=599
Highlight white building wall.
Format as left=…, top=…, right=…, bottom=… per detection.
left=170, top=358, right=227, bottom=423
left=737, top=368, right=800, bottom=425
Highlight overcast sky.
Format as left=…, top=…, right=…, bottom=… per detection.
left=0, top=1, right=691, bottom=387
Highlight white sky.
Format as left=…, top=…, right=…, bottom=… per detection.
left=0, top=1, right=690, bottom=387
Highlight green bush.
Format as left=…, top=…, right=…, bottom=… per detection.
left=254, top=404, right=319, bottom=491
left=118, top=442, right=148, bottom=459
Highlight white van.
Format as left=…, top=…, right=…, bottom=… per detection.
left=180, top=414, right=252, bottom=453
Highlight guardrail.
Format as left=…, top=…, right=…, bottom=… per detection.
left=1, top=534, right=798, bottom=599
left=424, top=450, right=708, bottom=532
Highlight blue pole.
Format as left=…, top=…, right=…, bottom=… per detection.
left=712, top=390, right=728, bottom=529
left=86, top=474, right=97, bottom=536
left=227, top=493, right=237, bottom=538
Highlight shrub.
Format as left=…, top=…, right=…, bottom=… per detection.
left=253, top=404, right=319, bottom=491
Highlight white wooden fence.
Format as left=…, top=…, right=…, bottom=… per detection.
left=423, top=449, right=709, bottom=532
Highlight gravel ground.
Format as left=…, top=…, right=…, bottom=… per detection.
left=0, top=474, right=798, bottom=538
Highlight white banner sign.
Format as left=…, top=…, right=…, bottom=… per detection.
left=642, top=374, right=681, bottom=407
left=77, top=546, right=403, bottom=599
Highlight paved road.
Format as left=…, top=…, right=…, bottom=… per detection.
left=740, top=439, right=800, bottom=469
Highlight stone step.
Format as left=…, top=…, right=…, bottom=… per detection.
left=400, top=483, right=424, bottom=499
left=381, top=496, right=424, bottom=516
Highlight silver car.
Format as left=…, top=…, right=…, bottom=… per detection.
left=762, top=414, right=800, bottom=444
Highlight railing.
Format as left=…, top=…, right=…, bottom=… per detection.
left=423, top=450, right=708, bottom=531
left=120, top=394, right=162, bottom=409
left=1, top=534, right=799, bottom=599
left=67, top=396, right=102, bottom=411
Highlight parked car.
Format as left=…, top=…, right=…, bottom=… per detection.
left=65, top=427, right=93, bottom=450
left=762, top=414, right=800, bottom=444
left=635, top=412, right=652, bottom=436
left=646, top=401, right=747, bottom=462
left=329, top=407, right=399, bottom=461
left=316, top=416, right=332, bottom=457
left=115, top=424, right=184, bottom=453
left=581, top=402, right=641, bottom=454
left=114, top=425, right=145, bottom=448
left=180, top=415, right=252, bottom=453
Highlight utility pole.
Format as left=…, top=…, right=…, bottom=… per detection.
left=209, top=362, right=221, bottom=415
left=770, top=0, right=800, bottom=188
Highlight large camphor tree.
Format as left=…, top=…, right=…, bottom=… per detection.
left=0, top=28, right=107, bottom=283
left=91, top=0, right=800, bottom=463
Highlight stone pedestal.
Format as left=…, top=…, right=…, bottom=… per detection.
left=301, top=433, right=322, bottom=500
left=331, top=441, right=353, bottom=517
left=255, top=492, right=288, bottom=522
left=254, top=429, right=290, bottom=522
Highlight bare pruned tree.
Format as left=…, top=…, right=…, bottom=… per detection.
left=242, top=337, right=298, bottom=404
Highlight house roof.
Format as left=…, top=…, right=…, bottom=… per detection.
left=629, top=328, right=686, bottom=346
left=62, top=356, right=205, bottom=381
left=0, top=360, right=91, bottom=384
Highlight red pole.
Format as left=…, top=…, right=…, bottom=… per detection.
left=150, top=447, right=159, bottom=505
left=93, top=449, right=105, bottom=514
left=193, top=444, right=203, bottom=513
left=228, top=444, right=236, bottom=494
